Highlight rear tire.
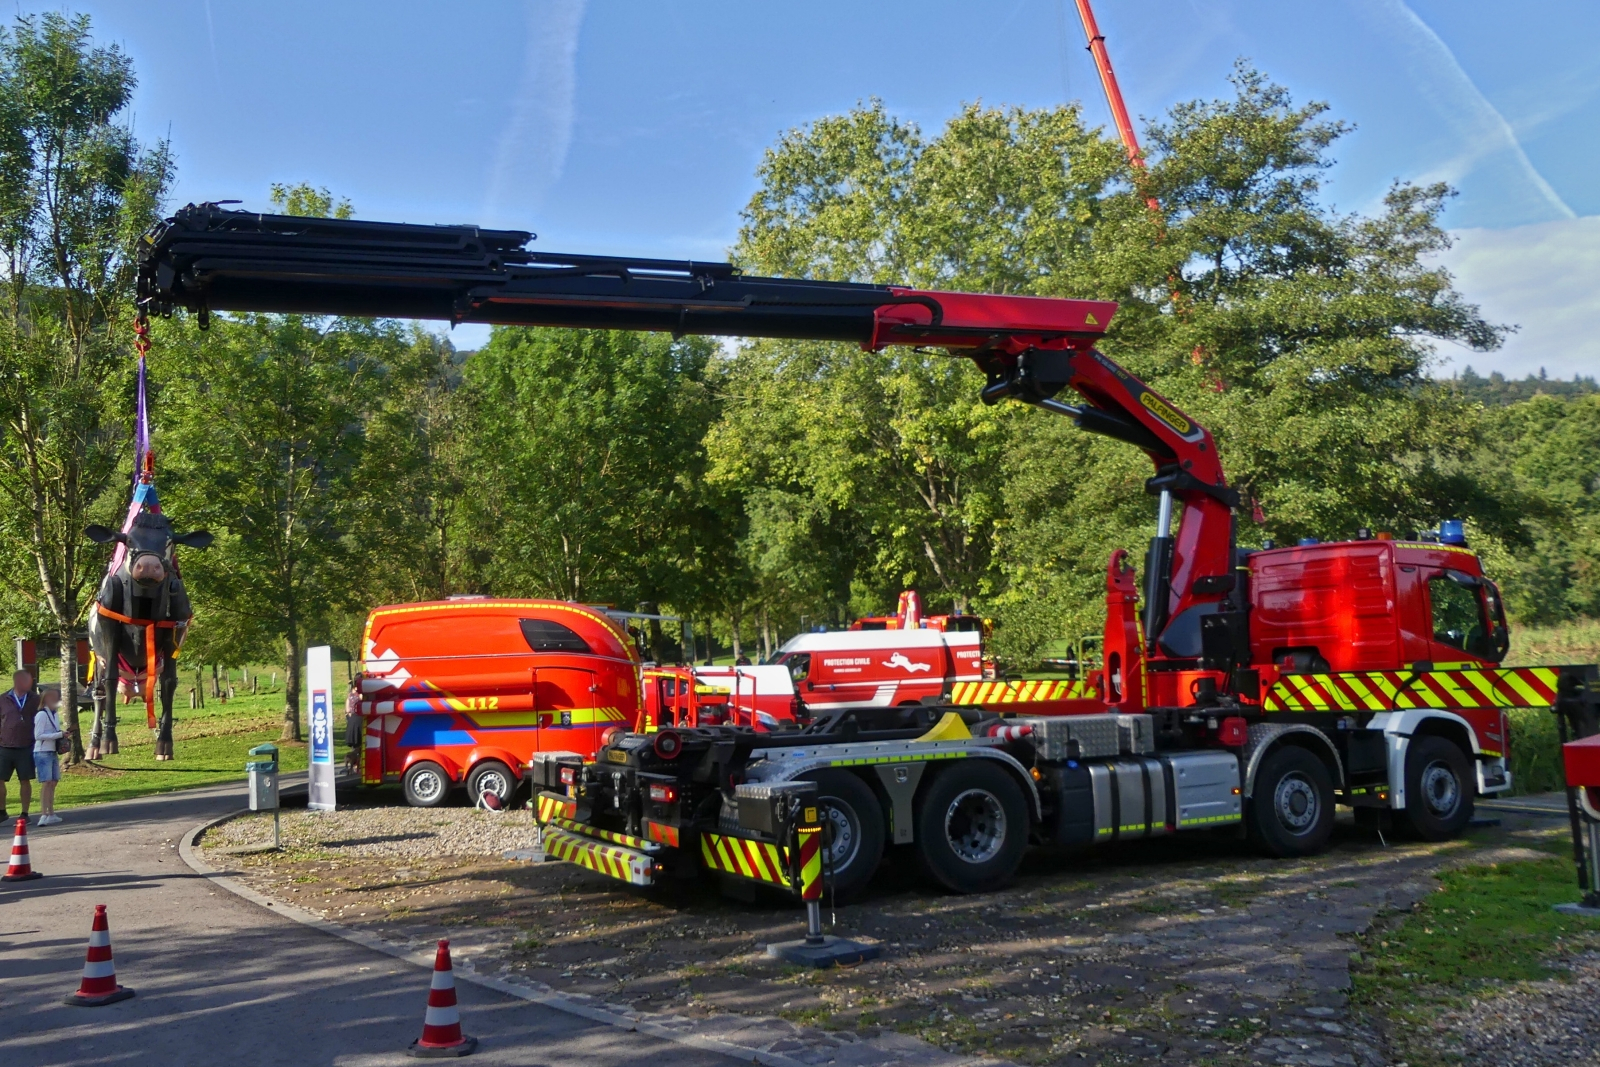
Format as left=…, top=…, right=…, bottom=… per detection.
left=467, top=760, right=518, bottom=808
left=914, top=761, right=1028, bottom=893
left=803, top=770, right=885, bottom=900
left=403, top=760, right=452, bottom=808
left=1247, top=745, right=1335, bottom=857
left=1402, top=735, right=1474, bottom=840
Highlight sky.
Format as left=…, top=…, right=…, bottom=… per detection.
left=25, top=0, right=1600, bottom=378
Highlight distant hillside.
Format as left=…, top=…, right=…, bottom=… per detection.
left=1446, top=367, right=1599, bottom=405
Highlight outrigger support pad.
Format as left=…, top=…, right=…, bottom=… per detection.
left=766, top=900, right=881, bottom=969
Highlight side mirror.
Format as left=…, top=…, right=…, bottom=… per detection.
left=173, top=530, right=215, bottom=550
left=84, top=524, right=124, bottom=544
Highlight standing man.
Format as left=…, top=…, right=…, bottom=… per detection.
left=0, top=669, right=38, bottom=822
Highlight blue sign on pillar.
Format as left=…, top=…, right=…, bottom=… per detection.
left=306, top=645, right=336, bottom=811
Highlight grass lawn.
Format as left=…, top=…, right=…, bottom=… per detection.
left=1352, top=836, right=1600, bottom=1057
left=46, top=686, right=349, bottom=810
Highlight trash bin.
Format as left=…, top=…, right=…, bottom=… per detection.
left=247, top=743, right=279, bottom=811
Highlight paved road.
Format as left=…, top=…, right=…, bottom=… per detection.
left=0, top=781, right=729, bottom=1067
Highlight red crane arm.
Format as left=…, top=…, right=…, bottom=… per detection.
left=1074, top=0, right=1161, bottom=214
left=138, top=204, right=1234, bottom=658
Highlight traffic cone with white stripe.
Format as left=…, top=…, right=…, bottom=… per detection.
left=63, top=904, right=135, bottom=1006
left=408, top=939, right=476, bottom=1057
left=1, top=816, right=41, bottom=881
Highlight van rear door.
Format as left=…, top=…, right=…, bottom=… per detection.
left=536, top=667, right=603, bottom=755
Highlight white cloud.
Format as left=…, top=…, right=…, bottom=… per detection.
left=484, top=1, right=588, bottom=225
left=1433, top=216, right=1600, bottom=380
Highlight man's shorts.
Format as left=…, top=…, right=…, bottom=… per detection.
left=0, top=746, right=34, bottom=781
left=33, top=751, right=60, bottom=783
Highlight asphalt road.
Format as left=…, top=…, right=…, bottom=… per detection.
left=0, top=780, right=730, bottom=1067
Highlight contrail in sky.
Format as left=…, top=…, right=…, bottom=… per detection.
left=1380, top=0, right=1574, bottom=220
left=486, top=0, right=588, bottom=225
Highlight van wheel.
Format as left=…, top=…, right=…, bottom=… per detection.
left=467, top=760, right=518, bottom=808
left=1402, top=736, right=1474, bottom=840
left=803, top=770, right=885, bottom=900
left=1247, top=746, right=1334, bottom=857
left=914, top=761, right=1027, bottom=893
left=403, top=760, right=452, bottom=808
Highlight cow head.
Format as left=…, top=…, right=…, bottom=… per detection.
left=86, top=517, right=213, bottom=592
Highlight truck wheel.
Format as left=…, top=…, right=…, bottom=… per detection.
left=914, top=761, right=1027, bottom=893
left=467, top=760, right=518, bottom=808
left=403, top=760, right=452, bottom=808
left=1402, top=736, right=1474, bottom=840
left=803, top=770, right=885, bottom=899
left=1247, top=745, right=1334, bottom=857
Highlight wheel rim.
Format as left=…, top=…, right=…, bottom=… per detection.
left=1420, top=759, right=1461, bottom=818
left=1273, top=772, right=1318, bottom=834
left=945, top=788, right=1006, bottom=864
left=821, top=799, right=860, bottom=870
left=476, top=769, right=511, bottom=799
left=410, top=768, right=445, bottom=803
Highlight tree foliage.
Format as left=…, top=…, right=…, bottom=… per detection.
left=0, top=12, right=171, bottom=756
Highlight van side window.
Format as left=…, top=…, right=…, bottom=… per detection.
left=519, top=618, right=592, bottom=653
left=784, top=652, right=811, bottom=683
left=1426, top=574, right=1491, bottom=658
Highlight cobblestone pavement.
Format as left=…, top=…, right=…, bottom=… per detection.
left=200, top=802, right=1582, bottom=1067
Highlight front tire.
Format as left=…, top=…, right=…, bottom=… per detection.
left=403, top=760, right=452, bottom=808
left=914, top=761, right=1028, bottom=893
left=1402, top=735, right=1474, bottom=840
left=467, top=760, right=518, bottom=808
left=803, top=770, right=885, bottom=899
left=1247, top=745, right=1335, bottom=857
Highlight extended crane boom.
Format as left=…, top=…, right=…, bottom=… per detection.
left=138, top=204, right=1236, bottom=673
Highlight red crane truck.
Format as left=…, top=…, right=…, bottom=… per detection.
left=136, top=205, right=1599, bottom=899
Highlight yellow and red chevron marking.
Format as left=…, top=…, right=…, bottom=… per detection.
left=546, top=816, right=654, bottom=852
left=646, top=820, right=680, bottom=848
left=1262, top=667, right=1561, bottom=714
left=542, top=827, right=655, bottom=886
left=700, top=832, right=790, bottom=886
left=950, top=679, right=1097, bottom=705
left=535, top=791, right=576, bottom=824
left=796, top=825, right=823, bottom=901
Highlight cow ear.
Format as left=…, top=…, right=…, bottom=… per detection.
left=85, top=524, right=124, bottom=544
left=173, top=530, right=215, bottom=550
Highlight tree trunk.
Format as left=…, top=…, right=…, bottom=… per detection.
left=211, top=662, right=221, bottom=698
left=59, top=623, right=84, bottom=765
left=282, top=633, right=303, bottom=741
left=730, top=603, right=743, bottom=660
left=759, top=605, right=772, bottom=662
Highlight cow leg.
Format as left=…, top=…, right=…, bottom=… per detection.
left=155, top=653, right=178, bottom=760
left=94, top=654, right=121, bottom=759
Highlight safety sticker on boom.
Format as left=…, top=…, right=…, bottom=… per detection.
left=949, top=679, right=1097, bottom=705
left=1262, top=667, right=1561, bottom=714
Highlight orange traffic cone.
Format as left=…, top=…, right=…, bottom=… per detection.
left=63, top=904, right=135, bottom=1006
left=409, top=939, right=476, bottom=1057
left=1, top=816, right=41, bottom=881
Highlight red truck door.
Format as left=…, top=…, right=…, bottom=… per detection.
left=536, top=667, right=601, bottom=754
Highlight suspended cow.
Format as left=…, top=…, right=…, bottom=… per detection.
left=83, top=487, right=212, bottom=760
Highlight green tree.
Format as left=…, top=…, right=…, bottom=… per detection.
left=719, top=102, right=1132, bottom=628
left=155, top=313, right=399, bottom=740
left=459, top=327, right=729, bottom=636
left=0, top=13, right=171, bottom=757
left=1470, top=394, right=1600, bottom=624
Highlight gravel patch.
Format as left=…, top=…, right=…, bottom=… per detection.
left=201, top=804, right=540, bottom=859
left=1399, top=950, right=1600, bottom=1067
left=199, top=797, right=1591, bottom=1067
